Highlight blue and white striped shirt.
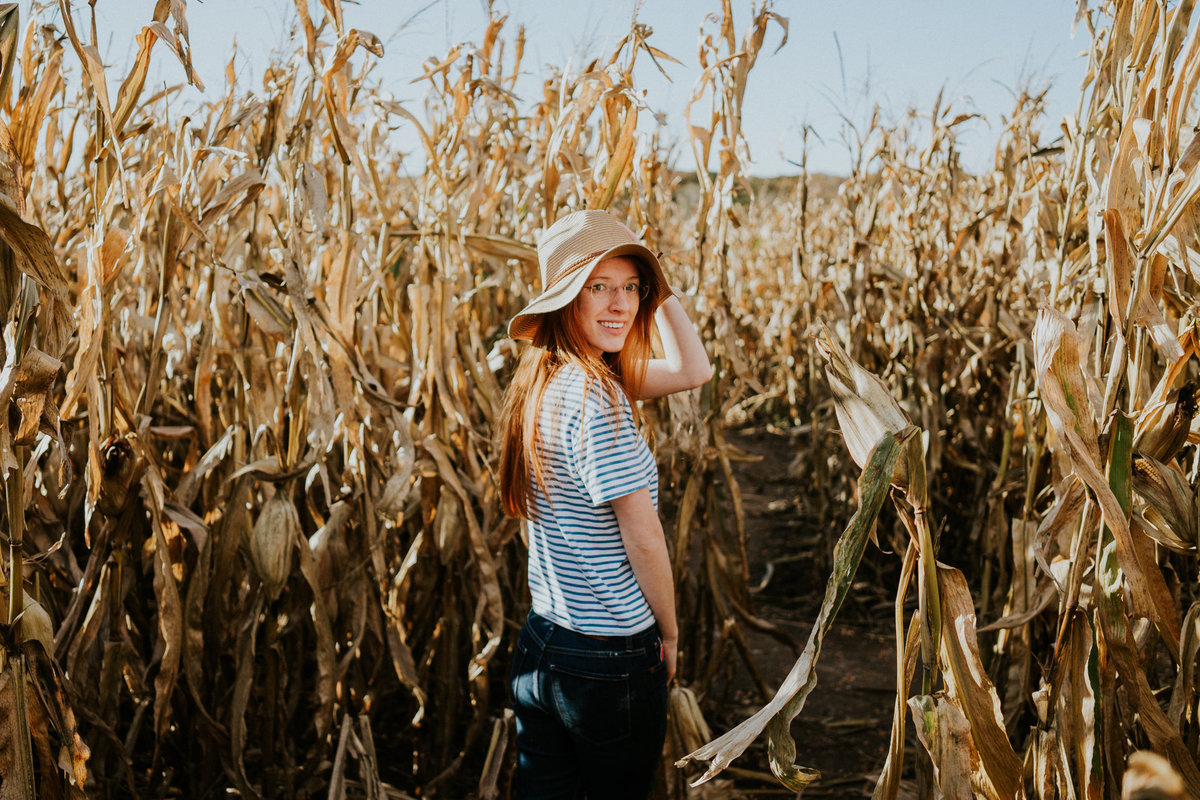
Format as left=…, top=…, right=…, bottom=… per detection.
left=527, top=363, right=658, bottom=635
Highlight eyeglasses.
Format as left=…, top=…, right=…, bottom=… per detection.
left=581, top=281, right=649, bottom=301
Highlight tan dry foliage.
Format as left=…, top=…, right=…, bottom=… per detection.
left=7, top=0, right=1200, bottom=797
left=684, top=0, right=1200, bottom=797
left=0, top=0, right=785, bottom=795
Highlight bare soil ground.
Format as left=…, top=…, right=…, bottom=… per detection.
left=711, top=426, right=908, bottom=799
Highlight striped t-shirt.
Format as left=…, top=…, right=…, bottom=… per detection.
left=526, top=363, right=659, bottom=635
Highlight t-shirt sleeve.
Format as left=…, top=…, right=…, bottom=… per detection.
left=574, top=385, right=653, bottom=506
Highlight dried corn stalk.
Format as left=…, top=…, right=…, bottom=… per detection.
left=1, top=0, right=790, bottom=795
left=685, top=0, right=1200, bottom=795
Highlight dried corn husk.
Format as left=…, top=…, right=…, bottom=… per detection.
left=94, top=434, right=144, bottom=518
left=1132, top=453, right=1198, bottom=552
left=0, top=589, right=54, bottom=655
left=669, top=686, right=713, bottom=755
left=250, top=491, right=299, bottom=601
left=1135, top=382, right=1198, bottom=462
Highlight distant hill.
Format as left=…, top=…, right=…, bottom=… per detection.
left=670, top=171, right=844, bottom=215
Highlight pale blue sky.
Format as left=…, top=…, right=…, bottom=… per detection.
left=20, top=1, right=1089, bottom=176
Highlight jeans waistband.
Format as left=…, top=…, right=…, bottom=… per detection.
left=526, top=611, right=659, bottom=652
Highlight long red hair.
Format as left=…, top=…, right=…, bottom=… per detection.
left=499, top=261, right=656, bottom=520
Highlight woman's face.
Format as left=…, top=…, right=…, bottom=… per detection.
left=574, top=256, right=643, bottom=356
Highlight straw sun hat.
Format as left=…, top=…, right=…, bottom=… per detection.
left=508, top=209, right=672, bottom=342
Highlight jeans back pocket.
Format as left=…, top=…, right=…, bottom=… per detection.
left=549, top=662, right=632, bottom=746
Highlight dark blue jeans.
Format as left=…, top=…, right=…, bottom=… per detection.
left=509, top=611, right=668, bottom=799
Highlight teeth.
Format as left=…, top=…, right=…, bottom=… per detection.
left=600, top=322, right=623, bottom=329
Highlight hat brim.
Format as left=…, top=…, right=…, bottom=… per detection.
left=508, top=243, right=671, bottom=342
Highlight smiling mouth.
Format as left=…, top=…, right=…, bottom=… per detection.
left=599, top=322, right=625, bottom=331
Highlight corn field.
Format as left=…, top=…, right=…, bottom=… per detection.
left=0, top=0, right=1198, bottom=797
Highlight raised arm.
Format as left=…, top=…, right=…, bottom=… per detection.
left=638, top=294, right=713, bottom=400
left=611, top=487, right=677, bottom=682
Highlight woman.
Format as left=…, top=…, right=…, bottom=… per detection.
left=500, top=209, right=712, bottom=799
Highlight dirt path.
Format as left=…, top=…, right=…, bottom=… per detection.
left=713, top=427, right=905, bottom=799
